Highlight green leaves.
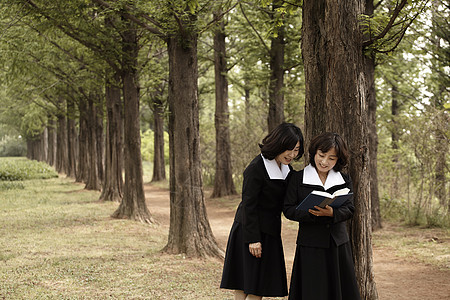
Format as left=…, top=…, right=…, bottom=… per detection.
left=0, top=158, right=58, bottom=181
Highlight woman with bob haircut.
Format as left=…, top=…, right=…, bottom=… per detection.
left=221, top=123, right=304, bottom=300
left=283, top=132, right=361, bottom=300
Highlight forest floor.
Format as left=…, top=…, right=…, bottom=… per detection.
left=1, top=174, right=449, bottom=299
left=145, top=183, right=450, bottom=300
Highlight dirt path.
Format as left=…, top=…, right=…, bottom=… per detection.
left=144, top=183, right=450, bottom=300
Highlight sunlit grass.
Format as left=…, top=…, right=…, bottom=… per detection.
left=1, top=158, right=448, bottom=299
left=372, top=223, right=450, bottom=269
left=0, top=168, right=229, bottom=299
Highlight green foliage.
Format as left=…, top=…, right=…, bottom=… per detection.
left=0, top=181, right=24, bottom=191
left=374, top=0, right=449, bottom=228
left=361, top=0, right=429, bottom=55
left=0, top=135, right=26, bottom=157
left=0, top=157, right=58, bottom=181
left=140, top=129, right=170, bottom=163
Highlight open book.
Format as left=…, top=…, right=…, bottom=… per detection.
left=295, top=188, right=353, bottom=211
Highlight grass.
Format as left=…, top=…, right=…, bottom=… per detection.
left=1, top=158, right=448, bottom=299
left=372, top=222, right=450, bottom=269
left=0, top=159, right=228, bottom=299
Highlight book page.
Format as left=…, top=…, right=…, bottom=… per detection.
left=311, top=190, right=333, bottom=198
left=332, top=188, right=350, bottom=197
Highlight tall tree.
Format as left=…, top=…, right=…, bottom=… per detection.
left=267, top=0, right=286, bottom=132
left=302, top=0, right=378, bottom=298
left=85, top=94, right=101, bottom=191
left=364, top=0, right=382, bottom=230
left=211, top=11, right=237, bottom=198
left=99, top=73, right=123, bottom=202
left=76, top=97, right=89, bottom=183
left=429, top=0, right=448, bottom=208
left=151, top=92, right=166, bottom=182
left=112, top=17, right=153, bottom=223
left=66, top=97, right=77, bottom=178
left=362, top=0, right=429, bottom=227
left=163, top=2, right=222, bottom=257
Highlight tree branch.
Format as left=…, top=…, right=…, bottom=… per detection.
left=239, top=3, right=270, bottom=54
left=90, top=0, right=164, bottom=37
left=376, top=1, right=428, bottom=54
left=362, top=0, right=408, bottom=47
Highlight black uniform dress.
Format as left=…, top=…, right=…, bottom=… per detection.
left=283, top=165, right=361, bottom=300
left=220, top=154, right=290, bottom=297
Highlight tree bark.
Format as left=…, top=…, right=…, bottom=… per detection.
left=151, top=93, right=166, bottom=182
left=164, top=28, right=222, bottom=257
left=96, top=96, right=104, bottom=184
left=47, top=119, right=56, bottom=167
left=84, top=95, right=101, bottom=190
left=391, top=83, right=400, bottom=155
left=302, top=0, right=378, bottom=299
left=365, top=0, right=382, bottom=231
left=431, top=0, right=447, bottom=207
left=55, top=110, right=68, bottom=175
left=76, top=98, right=89, bottom=183
left=99, top=73, right=124, bottom=202
left=111, top=19, right=153, bottom=223
left=211, top=13, right=237, bottom=198
left=66, top=98, right=77, bottom=178
left=267, top=1, right=285, bottom=132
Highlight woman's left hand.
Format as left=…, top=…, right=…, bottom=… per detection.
left=308, top=205, right=333, bottom=217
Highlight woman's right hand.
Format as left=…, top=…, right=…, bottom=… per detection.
left=249, top=242, right=262, bottom=258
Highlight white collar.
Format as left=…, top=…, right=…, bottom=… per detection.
left=303, top=164, right=345, bottom=190
left=261, top=154, right=290, bottom=180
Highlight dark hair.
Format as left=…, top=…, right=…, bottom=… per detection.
left=259, top=123, right=304, bottom=160
left=308, top=132, right=349, bottom=171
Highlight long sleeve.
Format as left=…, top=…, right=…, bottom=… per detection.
left=283, top=171, right=302, bottom=221
left=241, top=163, right=264, bottom=243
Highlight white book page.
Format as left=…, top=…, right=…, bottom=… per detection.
left=332, top=188, right=350, bottom=197
left=311, top=190, right=333, bottom=198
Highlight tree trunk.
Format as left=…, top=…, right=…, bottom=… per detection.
left=112, top=19, right=153, bottom=223
left=164, top=29, right=222, bottom=257
left=38, top=129, right=48, bottom=162
left=76, top=98, right=89, bottom=183
left=211, top=13, right=237, bottom=198
left=151, top=94, right=166, bottom=182
left=267, top=1, right=285, bottom=132
left=84, top=95, right=101, bottom=190
left=244, top=87, right=251, bottom=127
left=100, top=73, right=124, bottom=202
left=26, top=137, right=40, bottom=160
left=96, top=96, right=104, bottom=183
left=302, top=0, right=378, bottom=299
left=66, top=98, right=77, bottom=178
left=431, top=0, right=447, bottom=208
left=47, top=119, right=56, bottom=167
left=391, top=83, right=400, bottom=155
left=365, top=0, right=382, bottom=231
left=367, top=57, right=382, bottom=230
left=390, top=83, right=400, bottom=200
left=56, top=110, right=68, bottom=175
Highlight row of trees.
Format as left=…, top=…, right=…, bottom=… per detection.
left=0, top=1, right=448, bottom=299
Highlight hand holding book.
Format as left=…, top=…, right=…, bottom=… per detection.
left=296, top=188, right=353, bottom=212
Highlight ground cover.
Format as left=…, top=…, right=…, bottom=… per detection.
left=0, top=158, right=449, bottom=299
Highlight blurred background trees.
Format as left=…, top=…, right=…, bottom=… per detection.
left=0, top=0, right=448, bottom=250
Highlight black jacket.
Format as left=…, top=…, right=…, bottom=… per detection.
left=234, top=155, right=292, bottom=243
left=283, top=168, right=354, bottom=248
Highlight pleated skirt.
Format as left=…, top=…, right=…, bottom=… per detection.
left=288, top=240, right=361, bottom=300
left=220, top=221, right=288, bottom=297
